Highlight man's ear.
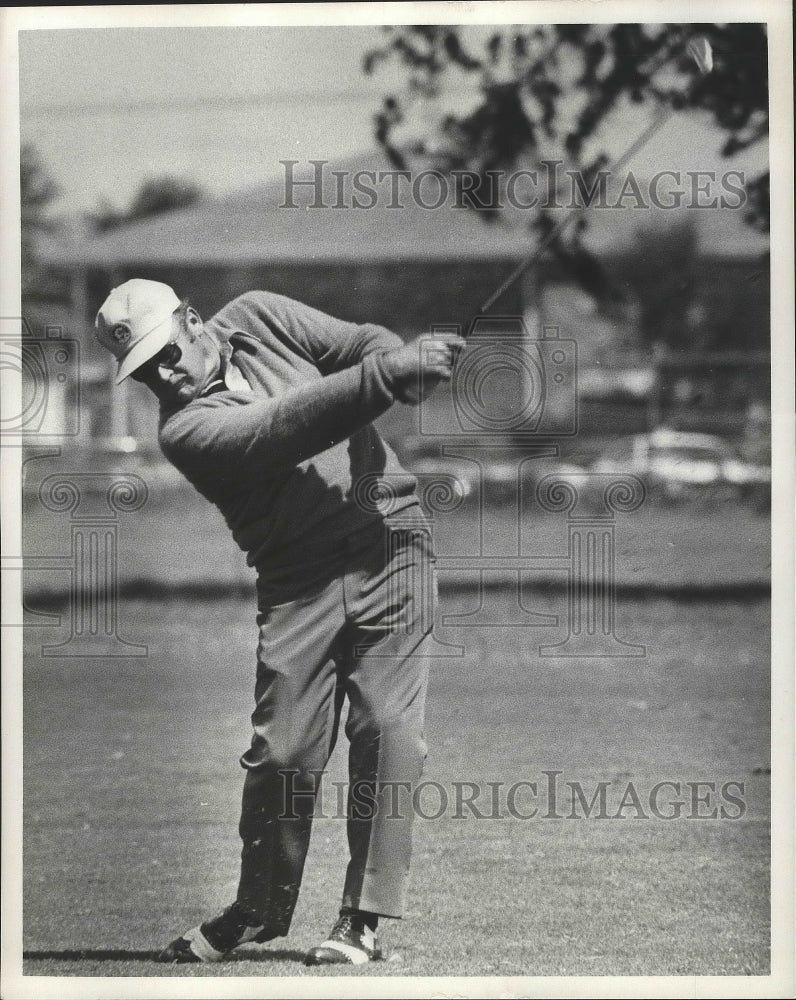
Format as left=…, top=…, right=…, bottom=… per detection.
left=184, top=307, right=204, bottom=340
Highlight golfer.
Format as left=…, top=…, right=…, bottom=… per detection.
left=95, top=279, right=464, bottom=966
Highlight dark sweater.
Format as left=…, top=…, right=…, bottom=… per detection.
left=158, top=291, right=420, bottom=592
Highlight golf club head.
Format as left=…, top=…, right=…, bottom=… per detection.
left=686, top=36, right=714, bottom=76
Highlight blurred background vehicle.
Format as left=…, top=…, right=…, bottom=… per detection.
left=591, top=427, right=771, bottom=507
left=397, top=425, right=771, bottom=513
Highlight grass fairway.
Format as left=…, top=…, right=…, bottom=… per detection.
left=22, top=593, right=770, bottom=978
left=22, top=471, right=771, bottom=593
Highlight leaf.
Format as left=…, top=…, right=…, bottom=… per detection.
left=443, top=30, right=481, bottom=70
left=364, top=23, right=768, bottom=241
left=384, top=144, right=407, bottom=171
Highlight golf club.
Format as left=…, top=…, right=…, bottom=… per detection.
left=477, top=34, right=715, bottom=316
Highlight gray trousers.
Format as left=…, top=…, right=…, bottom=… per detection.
left=237, top=519, right=437, bottom=931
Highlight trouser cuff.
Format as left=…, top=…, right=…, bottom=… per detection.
left=342, top=868, right=408, bottom=919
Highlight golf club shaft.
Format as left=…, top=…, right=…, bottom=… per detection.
left=477, top=103, right=676, bottom=317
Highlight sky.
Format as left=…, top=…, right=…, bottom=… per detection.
left=17, top=23, right=769, bottom=219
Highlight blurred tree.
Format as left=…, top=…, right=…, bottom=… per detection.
left=614, top=218, right=699, bottom=349
left=88, top=175, right=203, bottom=232
left=21, top=143, right=64, bottom=303
left=365, top=24, right=769, bottom=306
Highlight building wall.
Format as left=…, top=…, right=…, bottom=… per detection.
left=71, top=253, right=769, bottom=449
left=93, top=260, right=524, bottom=337
left=85, top=253, right=769, bottom=352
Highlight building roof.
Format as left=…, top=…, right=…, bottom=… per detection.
left=41, top=150, right=769, bottom=268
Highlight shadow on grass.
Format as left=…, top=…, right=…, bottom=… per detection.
left=23, top=948, right=307, bottom=964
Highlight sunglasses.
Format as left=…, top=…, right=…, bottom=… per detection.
left=130, top=340, right=182, bottom=382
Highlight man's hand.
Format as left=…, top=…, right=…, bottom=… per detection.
left=382, top=332, right=466, bottom=405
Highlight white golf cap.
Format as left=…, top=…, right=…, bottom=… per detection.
left=95, top=278, right=181, bottom=384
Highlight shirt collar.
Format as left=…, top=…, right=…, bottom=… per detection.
left=199, top=321, right=235, bottom=397
left=200, top=378, right=228, bottom=397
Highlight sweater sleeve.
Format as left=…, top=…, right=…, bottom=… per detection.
left=223, top=291, right=404, bottom=373
left=159, top=351, right=398, bottom=475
